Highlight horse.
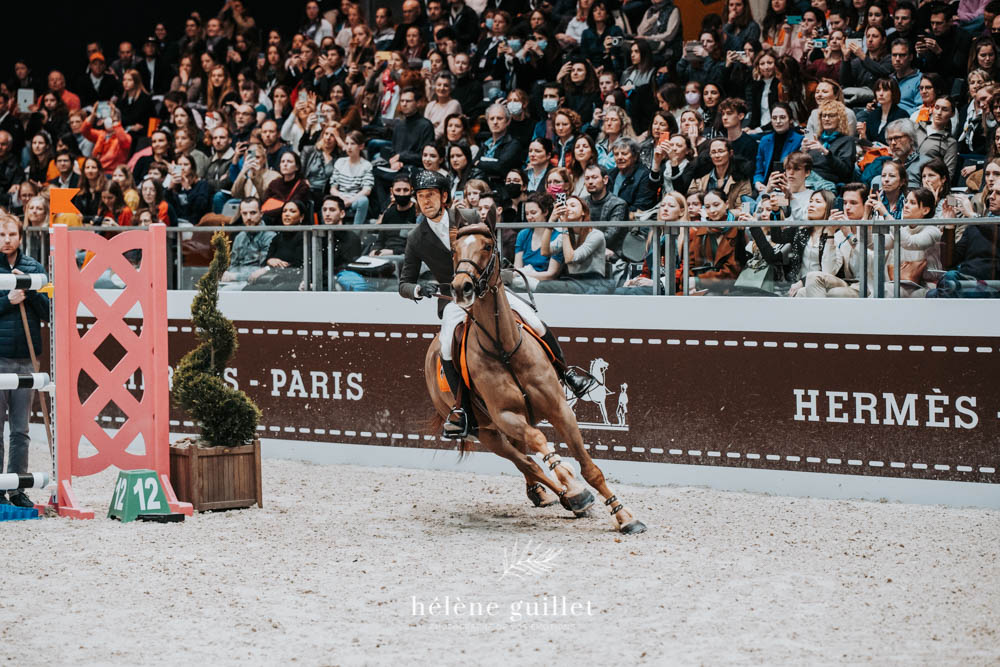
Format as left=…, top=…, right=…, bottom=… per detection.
left=423, top=220, right=646, bottom=534
left=565, top=357, right=614, bottom=424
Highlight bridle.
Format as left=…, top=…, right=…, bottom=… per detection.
left=454, top=224, right=500, bottom=299
left=453, top=223, right=536, bottom=425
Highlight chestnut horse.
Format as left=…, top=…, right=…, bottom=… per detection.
left=423, top=222, right=646, bottom=534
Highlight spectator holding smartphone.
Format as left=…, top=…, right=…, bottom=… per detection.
left=536, top=195, right=609, bottom=294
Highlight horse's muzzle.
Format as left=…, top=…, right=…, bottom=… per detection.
left=456, top=279, right=476, bottom=304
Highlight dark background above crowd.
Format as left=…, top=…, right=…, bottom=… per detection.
left=0, top=2, right=394, bottom=76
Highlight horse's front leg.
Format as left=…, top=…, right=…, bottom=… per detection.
left=477, top=429, right=563, bottom=503
left=493, top=410, right=594, bottom=516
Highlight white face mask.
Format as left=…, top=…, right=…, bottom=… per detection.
left=685, top=91, right=701, bottom=106
left=507, top=101, right=523, bottom=116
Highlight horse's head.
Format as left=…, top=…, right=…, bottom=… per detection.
left=452, top=222, right=498, bottom=307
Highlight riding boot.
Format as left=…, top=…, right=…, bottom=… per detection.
left=441, top=359, right=472, bottom=439
left=540, top=329, right=597, bottom=398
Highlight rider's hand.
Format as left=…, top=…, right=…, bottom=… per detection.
left=416, top=282, right=439, bottom=299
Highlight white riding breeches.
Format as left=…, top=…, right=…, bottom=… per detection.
left=438, top=289, right=545, bottom=361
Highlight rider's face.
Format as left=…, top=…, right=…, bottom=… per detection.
left=416, top=188, right=443, bottom=219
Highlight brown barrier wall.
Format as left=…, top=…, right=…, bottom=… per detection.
left=151, top=320, right=997, bottom=485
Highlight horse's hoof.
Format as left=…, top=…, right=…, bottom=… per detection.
left=619, top=519, right=647, bottom=535
left=526, top=485, right=559, bottom=508
left=572, top=508, right=592, bottom=518
left=560, top=488, right=595, bottom=513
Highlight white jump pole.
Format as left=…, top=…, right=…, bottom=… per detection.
left=0, top=373, right=50, bottom=390
left=0, top=274, right=47, bottom=291
left=0, top=472, right=49, bottom=491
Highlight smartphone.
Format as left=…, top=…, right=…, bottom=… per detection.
left=659, top=131, right=671, bottom=144
left=812, top=38, right=828, bottom=49
left=16, top=88, right=34, bottom=112
left=257, top=52, right=266, bottom=65
left=834, top=196, right=844, bottom=210
left=96, top=101, right=110, bottom=119
left=787, top=15, right=802, bottom=24
left=946, top=194, right=958, bottom=207
left=741, top=201, right=752, bottom=214
left=846, top=37, right=862, bottom=51
left=422, top=59, right=432, bottom=70
left=556, top=192, right=567, bottom=206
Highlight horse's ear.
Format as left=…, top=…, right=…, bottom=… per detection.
left=484, top=204, right=498, bottom=234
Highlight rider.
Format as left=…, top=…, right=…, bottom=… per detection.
left=399, top=169, right=595, bottom=438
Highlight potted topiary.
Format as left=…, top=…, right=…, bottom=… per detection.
left=169, top=231, right=264, bottom=511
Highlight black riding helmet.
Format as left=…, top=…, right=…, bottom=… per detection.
left=413, top=169, right=451, bottom=194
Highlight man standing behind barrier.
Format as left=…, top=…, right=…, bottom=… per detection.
left=0, top=215, right=49, bottom=507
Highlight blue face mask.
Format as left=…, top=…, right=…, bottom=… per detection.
left=508, top=39, right=522, bottom=51
left=542, top=98, right=559, bottom=113
left=485, top=18, right=494, bottom=30
left=537, top=39, right=548, bottom=51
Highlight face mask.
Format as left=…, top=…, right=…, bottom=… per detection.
left=507, top=101, right=523, bottom=116
left=508, top=39, right=522, bottom=51
left=542, top=98, right=559, bottom=113
left=506, top=182, right=522, bottom=197
left=536, top=39, right=548, bottom=51
left=685, top=91, right=701, bottom=106
left=395, top=194, right=411, bottom=206
left=485, top=18, right=494, bottom=30
left=546, top=183, right=564, bottom=195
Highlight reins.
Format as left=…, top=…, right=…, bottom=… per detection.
left=454, top=227, right=537, bottom=426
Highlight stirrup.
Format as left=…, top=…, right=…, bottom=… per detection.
left=442, top=407, right=470, bottom=439
left=563, top=366, right=597, bottom=399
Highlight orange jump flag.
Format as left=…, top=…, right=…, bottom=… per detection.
left=49, top=187, right=81, bottom=224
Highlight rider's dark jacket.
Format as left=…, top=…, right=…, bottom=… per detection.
left=399, top=210, right=456, bottom=318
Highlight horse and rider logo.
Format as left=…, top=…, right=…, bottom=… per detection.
left=548, top=358, right=629, bottom=431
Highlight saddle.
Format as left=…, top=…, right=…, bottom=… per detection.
left=435, top=315, right=555, bottom=397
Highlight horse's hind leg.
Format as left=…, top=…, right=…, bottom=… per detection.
left=550, top=402, right=646, bottom=534
left=477, top=430, right=563, bottom=504
left=495, top=411, right=593, bottom=516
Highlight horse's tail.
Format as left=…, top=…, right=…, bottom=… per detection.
left=426, top=413, right=444, bottom=439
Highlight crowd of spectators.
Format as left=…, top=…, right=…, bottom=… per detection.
left=1, top=0, right=998, bottom=295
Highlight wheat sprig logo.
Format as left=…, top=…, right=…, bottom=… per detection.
left=499, top=538, right=563, bottom=580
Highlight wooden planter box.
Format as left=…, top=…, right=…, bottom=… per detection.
left=169, top=439, right=263, bottom=511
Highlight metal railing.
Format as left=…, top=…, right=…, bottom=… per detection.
left=22, top=218, right=999, bottom=298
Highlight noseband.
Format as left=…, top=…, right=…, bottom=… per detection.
left=454, top=224, right=499, bottom=298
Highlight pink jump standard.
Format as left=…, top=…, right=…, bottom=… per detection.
left=49, top=223, right=191, bottom=519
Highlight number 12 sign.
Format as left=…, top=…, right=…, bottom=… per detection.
left=107, top=470, right=170, bottom=523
